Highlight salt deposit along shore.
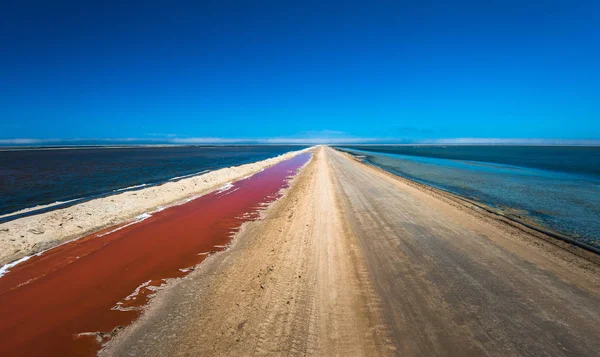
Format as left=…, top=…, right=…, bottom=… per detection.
left=0, top=147, right=311, bottom=267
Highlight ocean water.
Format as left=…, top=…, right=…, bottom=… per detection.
left=0, top=145, right=305, bottom=220
left=337, top=146, right=600, bottom=250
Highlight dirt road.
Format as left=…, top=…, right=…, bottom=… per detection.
left=103, top=146, right=600, bottom=356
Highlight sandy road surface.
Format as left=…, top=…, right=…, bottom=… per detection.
left=102, top=146, right=395, bottom=356
left=104, top=146, right=599, bottom=356
left=327, top=147, right=600, bottom=356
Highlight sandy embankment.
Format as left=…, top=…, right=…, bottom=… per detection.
left=0, top=147, right=310, bottom=266
left=104, top=146, right=599, bottom=357
left=102, top=146, right=396, bottom=357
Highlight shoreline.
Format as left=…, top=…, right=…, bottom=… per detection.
left=0, top=147, right=311, bottom=267
left=102, top=146, right=600, bottom=357
left=0, top=170, right=212, bottom=223
left=336, top=148, right=600, bottom=263
left=101, top=145, right=396, bottom=357
left=0, top=144, right=310, bottom=151
left=0, top=151, right=313, bottom=357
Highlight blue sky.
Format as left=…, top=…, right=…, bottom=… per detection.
left=1, top=0, right=599, bottom=144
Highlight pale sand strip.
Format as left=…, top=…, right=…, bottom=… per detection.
left=101, top=146, right=395, bottom=357
left=103, top=146, right=598, bottom=357
left=0, top=147, right=311, bottom=266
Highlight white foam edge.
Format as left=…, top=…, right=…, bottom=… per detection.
left=216, top=182, right=234, bottom=193
left=0, top=148, right=314, bottom=279
left=114, top=183, right=149, bottom=192
left=0, top=198, right=83, bottom=220
left=169, top=170, right=210, bottom=181
left=96, top=213, right=152, bottom=237
left=123, top=279, right=152, bottom=302
left=0, top=255, right=32, bottom=278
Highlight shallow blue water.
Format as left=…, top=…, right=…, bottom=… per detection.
left=337, top=146, right=600, bottom=249
left=0, top=145, right=305, bottom=219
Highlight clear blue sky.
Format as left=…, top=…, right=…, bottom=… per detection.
left=1, top=0, right=599, bottom=144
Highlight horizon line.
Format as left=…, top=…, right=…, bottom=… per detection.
left=1, top=137, right=600, bottom=147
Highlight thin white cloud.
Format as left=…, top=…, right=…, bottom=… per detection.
left=0, top=138, right=45, bottom=144
left=420, top=138, right=600, bottom=146
left=171, top=137, right=381, bottom=144
left=262, top=137, right=380, bottom=144
left=169, top=137, right=250, bottom=144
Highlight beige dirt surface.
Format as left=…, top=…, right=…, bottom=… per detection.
left=102, top=146, right=600, bottom=357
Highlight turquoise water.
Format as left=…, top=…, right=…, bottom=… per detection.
left=337, top=146, right=600, bottom=250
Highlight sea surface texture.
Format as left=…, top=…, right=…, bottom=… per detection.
left=337, top=146, right=600, bottom=249
left=0, top=146, right=304, bottom=219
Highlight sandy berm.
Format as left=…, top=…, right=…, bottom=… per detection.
left=0, top=147, right=310, bottom=267
left=102, top=146, right=600, bottom=356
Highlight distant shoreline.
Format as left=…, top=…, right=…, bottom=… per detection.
left=0, top=147, right=311, bottom=267
left=1, top=142, right=600, bottom=152
left=0, top=144, right=310, bottom=151
left=338, top=148, right=600, bottom=256
left=333, top=143, right=600, bottom=147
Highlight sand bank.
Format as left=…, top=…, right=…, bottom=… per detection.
left=0, top=147, right=310, bottom=266
left=103, top=147, right=599, bottom=357
left=0, top=152, right=312, bottom=357
left=102, top=146, right=395, bottom=357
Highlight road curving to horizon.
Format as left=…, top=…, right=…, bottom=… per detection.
left=104, top=146, right=600, bottom=356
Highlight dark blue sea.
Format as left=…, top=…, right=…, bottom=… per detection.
left=0, top=145, right=304, bottom=220
left=337, top=145, right=600, bottom=250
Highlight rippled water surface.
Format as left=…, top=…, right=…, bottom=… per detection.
left=337, top=146, right=600, bottom=249
left=0, top=145, right=305, bottom=218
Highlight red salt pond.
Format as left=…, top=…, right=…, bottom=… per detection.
left=0, top=152, right=311, bottom=357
